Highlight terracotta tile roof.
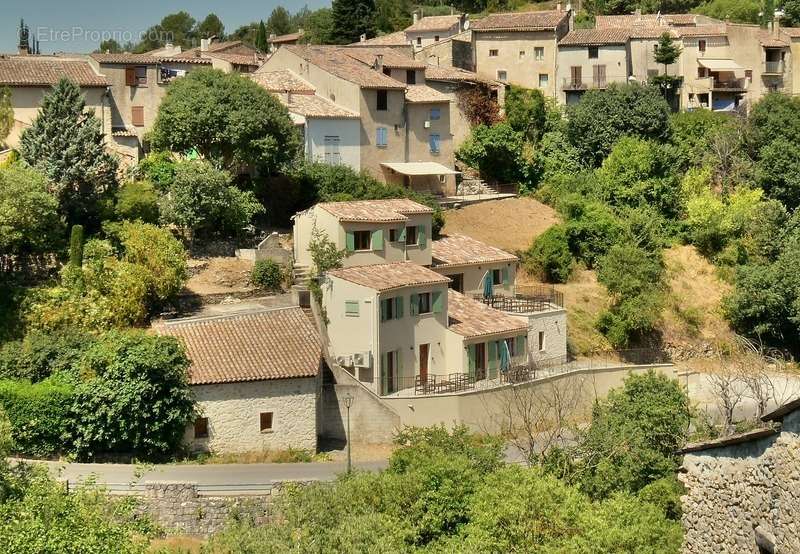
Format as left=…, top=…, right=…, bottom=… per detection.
left=432, top=234, right=518, bottom=268
left=471, top=10, right=568, bottom=32
left=0, top=56, right=108, bottom=87
left=673, top=24, right=727, bottom=37
left=352, top=31, right=409, bottom=46
left=344, top=47, right=425, bottom=69
left=629, top=27, right=676, bottom=39
left=319, top=198, right=434, bottom=222
left=111, top=127, right=138, bottom=137
left=424, top=64, right=495, bottom=84
left=760, top=37, right=789, bottom=47
left=663, top=14, right=702, bottom=25
left=405, top=84, right=451, bottom=103
left=285, top=45, right=406, bottom=89
left=406, top=15, right=462, bottom=32
left=328, top=262, right=450, bottom=292
left=559, top=28, right=630, bottom=46
left=595, top=14, right=662, bottom=28
left=269, top=31, right=305, bottom=44
left=207, top=51, right=265, bottom=66
left=282, top=93, right=359, bottom=119
left=159, top=54, right=212, bottom=64
left=447, top=291, right=527, bottom=339
left=156, top=307, right=322, bottom=385
left=782, top=28, right=800, bottom=38
left=90, top=53, right=161, bottom=64
left=250, top=70, right=316, bottom=93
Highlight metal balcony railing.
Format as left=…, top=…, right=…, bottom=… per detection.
left=710, top=77, right=747, bottom=91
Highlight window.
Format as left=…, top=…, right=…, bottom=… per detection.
left=534, top=47, right=544, bottom=61
left=519, top=50, right=526, bottom=59
left=416, top=292, right=432, bottom=314
left=449, top=273, right=464, bottom=293
left=416, top=36, right=422, bottom=46
left=505, top=337, right=516, bottom=357
left=745, top=69, right=753, bottom=80
left=405, top=225, right=418, bottom=245
left=383, top=66, right=392, bottom=76
left=406, top=69, right=416, bottom=84
left=389, top=228, right=399, bottom=242
left=698, top=66, right=707, bottom=78
left=380, top=296, right=404, bottom=321
left=376, top=126, right=388, bottom=147
left=489, top=49, right=499, bottom=57
left=538, top=73, right=549, bottom=88
left=260, top=412, right=274, bottom=432
left=345, top=300, right=360, bottom=317
left=131, top=106, right=144, bottom=127
left=376, top=89, right=388, bottom=111
left=497, top=70, right=507, bottom=82
left=353, top=230, right=371, bottom=251
left=429, top=107, right=441, bottom=120
left=593, top=65, right=607, bottom=87
left=698, top=39, right=706, bottom=53
left=588, top=46, right=599, bottom=59
left=193, top=417, right=208, bottom=439
left=125, top=65, right=148, bottom=86
left=538, top=331, right=546, bottom=352
left=492, top=269, right=502, bottom=286
left=570, top=66, right=582, bottom=87
left=324, top=135, right=341, bottom=164
left=429, top=134, right=441, bottom=154
left=434, top=35, right=440, bottom=41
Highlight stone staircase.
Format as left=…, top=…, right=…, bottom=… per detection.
left=292, top=264, right=311, bottom=286
left=456, top=178, right=501, bottom=196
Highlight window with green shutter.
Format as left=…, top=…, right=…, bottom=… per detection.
left=372, top=229, right=384, bottom=251
left=417, top=225, right=427, bottom=248
left=502, top=267, right=510, bottom=286
left=346, top=231, right=355, bottom=252
left=410, top=293, right=419, bottom=316
left=345, top=300, right=360, bottom=316
left=467, top=344, right=476, bottom=378
left=431, top=290, right=443, bottom=313
left=488, top=341, right=498, bottom=373
left=515, top=335, right=526, bottom=358
left=394, top=296, right=404, bottom=318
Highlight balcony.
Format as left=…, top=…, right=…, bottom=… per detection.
left=763, top=60, right=785, bottom=75
left=473, top=285, right=564, bottom=314
left=710, top=77, right=747, bottom=91
left=561, top=78, right=607, bottom=91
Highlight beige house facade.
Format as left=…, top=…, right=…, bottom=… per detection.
left=156, top=307, right=322, bottom=455
left=405, top=14, right=467, bottom=52
left=556, top=28, right=631, bottom=104
left=471, top=10, right=570, bottom=97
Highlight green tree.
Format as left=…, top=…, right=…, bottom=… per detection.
left=566, top=83, right=671, bottom=166
left=305, top=8, right=336, bottom=44
left=135, top=151, right=176, bottom=190
left=575, top=370, right=690, bottom=499
left=115, top=180, right=159, bottom=223
left=255, top=20, right=268, bottom=51
left=0, top=329, right=95, bottom=382
left=747, top=92, right=800, bottom=150
left=19, top=79, right=118, bottom=230
left=654, top=32, right=682, bottom=74
left=374, top=0, right=413, bottom=33
left=784, top=0, right=800, bottom=26
left=96, top=38, right=122, bottom=53
left=136, top=11, right=197, bottom=51
left=693, top=0, right=760, bottom=23
left=266, top=6, right=293, bottom=36
left=68, top=225, right=83, bottom=268
left=159, top=160, right=264, bottom=237
left=504, top=86, right=548, bottom=142
left=0, top=87, right=13, bottom=146
left=331, top=0, right=377, bottom=44
left=755, top=137, right=800, bottom=209
left=196, top=13, right=225, bottom=38
left=525, top=225, right=574, bottom=283
left=0, top=165, right=64, bottom=267
left=563, top=199, right=625, bottom=268
left=150, top=69, right=301, bottom=174
left=668, top=109, right=729, bottom=169
left=70, top=330, right=195, bottom=460
left=456, top=123, right=533, bottom=186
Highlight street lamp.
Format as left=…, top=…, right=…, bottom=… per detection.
left=343, top=392, right=354, bottom=474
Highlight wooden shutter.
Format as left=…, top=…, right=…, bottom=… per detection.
left=380, top=299, right=388, bottom=322
left=467, top=345, right=476, bottom=378
left=346, top=231, right=355, bottom=252
left=193, top=417, right=208, bottom=438
left=394, top=296, right=404, bottom=318
left=432, top=291, right=443, bottom=313
left=570, top=66, right=581, bottom=85
left=417, top=225, right=427, bottom=248
left=410, top=294, right=419, bottom=316
left=502, top=267, right=509, bottom=286
left=125, top=66, right=136, bottom=86
left=593, top=65, right=606, bottom=87
left=131, top=106, right=144, bottom=127
left=372, top=229, right=384, bottom=251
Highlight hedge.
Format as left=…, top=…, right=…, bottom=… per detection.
left=0, top=378, right=75, bottom=458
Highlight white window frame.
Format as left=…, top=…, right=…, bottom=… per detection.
left=538, top=73, right=549, bottom=88
left=534, top=47, right=544, bottom=61
left=323, top=135, right=341, bottom=165
left=376, top=127, right=388, bottom=148
left=497, top=70, right=508, bottom=82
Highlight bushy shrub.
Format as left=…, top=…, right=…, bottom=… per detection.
left=564, top=200, right=624, bottom=268
left=135, top=151, right=176, bottom=190
left=115, top=180, right=159, bottom=223
left=669, top=109, right=729, bottom=169
left=525, top=225, right=574, bottom=283
left=0, top=378, right=75, bottom=457
left=504, top=85, right=548, bottom=142
left=0, top=330, right=95, bottom=382
left=70, top=330, right=195, bottom=460
left=456, top=123, right=533, bottom=186
left=251, top=259, right=285, bottom=290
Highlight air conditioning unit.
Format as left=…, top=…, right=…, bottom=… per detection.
left=353, top=351, right=372, bottom=369
left=336, top=355, right=353, bottom=367
left=424, top=121, right=431, bottom=129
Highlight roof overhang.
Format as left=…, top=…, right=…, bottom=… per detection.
left=698, top=58, right=744, bottom=71
left=381, top=162, right=460, bottom=176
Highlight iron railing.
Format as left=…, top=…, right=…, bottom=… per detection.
left=474, top=286, right=564, bottom=313
left=710, top=77, right=747, bottom=91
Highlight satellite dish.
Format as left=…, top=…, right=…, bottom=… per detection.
left=463, top=20, right=470, bottom=30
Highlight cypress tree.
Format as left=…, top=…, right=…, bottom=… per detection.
left=255, top=20, right=268, bottom=52
left=331, top=0, right=376, bottom=44
left=68, top=225, right=84, bottom=268
left=19, top=78, right=118, bottom=230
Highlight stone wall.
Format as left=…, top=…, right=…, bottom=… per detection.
left=135, top=481, right=309, bottom=537
left=680, top=411, right=800, bottom=553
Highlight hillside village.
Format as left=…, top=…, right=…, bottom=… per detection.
left=2, top=2, right=800, bottom=552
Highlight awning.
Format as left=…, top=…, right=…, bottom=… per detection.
left=698, top=59, right=744, bottom=71
left=381, top=162, right=460, bottom=176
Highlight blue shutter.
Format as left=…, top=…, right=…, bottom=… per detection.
left=502, top=267, right=510, bottom=286
left=516, top=336, right=526, bottom=360
left=488, top=341, right=498, bottom=378
left=380, top=299, right=387, bottom=322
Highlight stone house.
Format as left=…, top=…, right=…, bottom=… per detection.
left=405, top=14, right=467, bottom=52
left=268, top=30, right=305, bottom=54
left=155, top=307, right=322, bottom=454
left=470, top=9, right=571, bottom=97
left=556, top=28, right=631, bottom=105
left=258, top=45, right=458, bottom=195
left=294, top=199, right=568, bottom=397
left=680, top=397, right=800, bottom=553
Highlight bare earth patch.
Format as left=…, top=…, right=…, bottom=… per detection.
left=184, top=257, right=256, bottom=297
left=442, top=197, right=560, bottom=253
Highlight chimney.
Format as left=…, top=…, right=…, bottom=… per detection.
left=200, top=37, right=211, bottom=52
left=413, top=12, right=419, bottom=24
left=774, top=11, right=781, bottom=36
left=374, top=54, right=384, bottom=71
left=284, top=89, right=293, bottom=104
left=18, top=45, right=29, bottom=55
left=360, top=33, right=367, bottom=43
left=557, top=2, right=562, bottom=11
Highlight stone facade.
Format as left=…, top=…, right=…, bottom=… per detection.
left=186, top=377, right=318, bottom=454
left=680, top=409, right=800, bottom=553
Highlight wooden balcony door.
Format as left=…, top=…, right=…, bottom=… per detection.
left=474, top=342, right=486, bottom=381
left=593, top=65, right=606, bottom=88
left=419, top=343, right=429, bottom=382
left=570, top=66, right=582, bottom=87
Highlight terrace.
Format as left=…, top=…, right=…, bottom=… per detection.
left=473, top=284, right=564, bottom=314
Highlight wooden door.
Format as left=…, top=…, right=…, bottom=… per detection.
left=419, top=344, right=429, bottom=382
left=474, top=343, right=486, bottom=381
left=387, top=351, right=395, bottom=394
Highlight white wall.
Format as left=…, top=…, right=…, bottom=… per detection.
left=525, top=308, right=568, bottom=363
left=186, top=378, right=318, bottom=453
left=434, top=261, right=516, bottom=296
left=306, top=118, right=361, bottom=171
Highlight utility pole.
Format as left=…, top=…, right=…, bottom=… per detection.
left=344, top=392, right=354, bottom=474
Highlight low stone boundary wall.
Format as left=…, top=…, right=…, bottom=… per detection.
left=135, top=480, right=310, bottom=537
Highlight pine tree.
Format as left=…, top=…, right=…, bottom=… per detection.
left=255, top=20, right=268, bottom=52
left=331, top=0, right=376, bottom=44
left=19, top=79, right=118, bottom=230
left=653, top=32, right=682, bottom=76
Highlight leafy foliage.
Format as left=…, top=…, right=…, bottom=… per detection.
left=19, top=79, right=118, bottom=229
left=693, top=0, right=760, bottom=23
left=456, top=86, right=502, bottom=127
left=330, top=0, right=376, bottom=44
left=251, top=259, right=285, bottom=290
left=0, top=329, right=95, bottom=382
left=0, top=87, right=12, bottom=146
left=456, top=123, right=533, bottom=185
left=115, top=181, right=159, bottom=223
left=504, top=86, right=548, bottom=142
left=149, top=69, right=301, bottom=174
left=525, top=225, right=574, bottom=283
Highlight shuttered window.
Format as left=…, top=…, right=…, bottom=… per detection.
left=429, top=134, right=440, bottom=154
left=323, top=135, right=341, bottom=164
left=376, top=126, right=388, bottom=147
left=131, top=106, right=144, bottom=127
left=593, top=65, right=607, bottom=87
left=570, top=66, right=582, bottom=87
left=125, top=67, right=136, bottom=86
left=406, top=69, right=416, bottom=84
left=345, top=301, right=360, bottom=317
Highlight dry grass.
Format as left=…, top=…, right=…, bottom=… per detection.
left=148, top=536, right=204, bottom=554
left=184, top=257, right=256, bottom=296
left=442, top=197, right=560, bottom=253
left=177, top=448, right=328, bottom=465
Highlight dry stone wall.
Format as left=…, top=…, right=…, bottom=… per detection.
left=680, top=411, right=800, bottom=553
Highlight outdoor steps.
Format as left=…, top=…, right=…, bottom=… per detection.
left=457, top=178, right=500, bottom=196
left=292, top=264, right=311, bottom=285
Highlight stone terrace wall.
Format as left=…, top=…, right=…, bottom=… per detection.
left=680, top=411, right=800, bottom=553
left=135, top=480, right=311, bottom=537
